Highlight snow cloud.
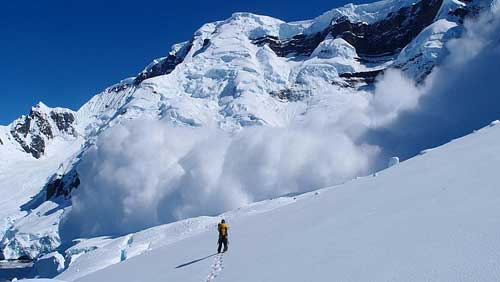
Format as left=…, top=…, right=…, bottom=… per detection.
left=366, top=6, right=500, bottom=159
left=62, top=120, right=379, bottom=238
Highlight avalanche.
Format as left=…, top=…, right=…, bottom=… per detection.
left=32, top=120, right=500, bottom=282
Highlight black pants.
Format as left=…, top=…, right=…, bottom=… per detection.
left=218, top=237, right=228, bottom=253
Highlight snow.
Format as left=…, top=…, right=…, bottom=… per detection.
left=57, top=197, right=296, bottom=281
left=0, top=0, right=497, bottom=276
left=44, top=121, right=500, bottom=282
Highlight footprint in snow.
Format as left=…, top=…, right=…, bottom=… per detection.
left=205, top=253, right=224, bottom=282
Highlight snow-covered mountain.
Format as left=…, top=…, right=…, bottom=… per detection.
left=1, top=0, right=499, bottom=279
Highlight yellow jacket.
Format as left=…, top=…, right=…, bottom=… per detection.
left=218, top=223, right=229, bottom=237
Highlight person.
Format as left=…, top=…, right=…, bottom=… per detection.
left=217, top=219, right=229, bottom=253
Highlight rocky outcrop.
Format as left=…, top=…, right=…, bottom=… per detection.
left=448, top=0, right=484, bottom=23
left=333, top=0, right=444, bottom=55
left=270, top=88, right=312, bottom=102
left=252, top=33, right=326, bottom=57
left=134, top=40, right=193, bottom=85
left=50, top=112, right=76, bottom=135
left=10, top=110, right=50, bottom=159
left=45, top=169, right=80, bottom=200
left=339, top=69, right=384, bottom=85
left=9, top=103, right=77, bottom=159
left=253, top=0, right=443, bottom=57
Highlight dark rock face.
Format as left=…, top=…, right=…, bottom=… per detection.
left=106, top=83, right=131, bottom=93
left=45, top=170, right=80, bottom=200
left=253, top=0, right=443, bottom=57
left=10, top=113, right=47, bottom=159
left=0, top=137, right=3, bottom=145
left=32, top=110, right=54, bottom=139
left=448, top=1, right=483, bottom=23
left=270, top=88, right=312, bottom=102
left=193, top=39, right=211, bottom=57
left=10, top=107, right=77, bottom=159
left=252, top=32, right=326, bottom=57
left=134, top=40, right=193, bottom=85
left=339, top=69, right=384, bottom=85
left=50, top=112, right=76, bottom=135
left=29, top=135, right=46, bottom=159
left=333, top=0, right=443, bottom=55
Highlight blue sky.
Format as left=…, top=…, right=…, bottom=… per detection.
left=0, top=0, right=371, bottom=124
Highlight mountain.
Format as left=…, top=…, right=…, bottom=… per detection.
left=1, top=0, right=498, bottom=279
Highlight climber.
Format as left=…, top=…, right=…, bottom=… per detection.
left=217, top=219, right=229, bottom=253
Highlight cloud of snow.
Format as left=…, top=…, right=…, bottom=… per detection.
left=61, top=120, right=380, bottom=238
left=62, top=6, right=500, bottom=239
left=369, top=69, right=423, bottom=126
left=366, top=6, right=500, bottom=159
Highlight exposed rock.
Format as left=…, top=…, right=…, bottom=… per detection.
left=50, top=111, right=76, bottom=136
left=9, top=104, right=77, bottom=159
left=10, top=115, right=46, bottom=159
left=12, top=115, right=31, bottom=137
left=339, top=69, right=384, bottom=85
left=107, top=82, right=131, bottom=93
left=333, top=0, right=443, bottom=55
left=193, top=38, right=211, bottom=57
left=253, top=0, right=443, bottom=57
left=45, top=170, right=80, bottom=200
left=449, top=0, right=483, bottom=23
left=0, top=137, right=3, bottom=145
left=31, top=109, right=53, bottom=139
left=252, top=32, right=326, bottom=57
left=29, top=135, right=46, bottom=159
left=134, top=40, right=193, bottom=84
left=270, top=88, right=312, bottom=102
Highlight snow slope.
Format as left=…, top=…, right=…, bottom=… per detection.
left=36, top=120, right=500, bottom=282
